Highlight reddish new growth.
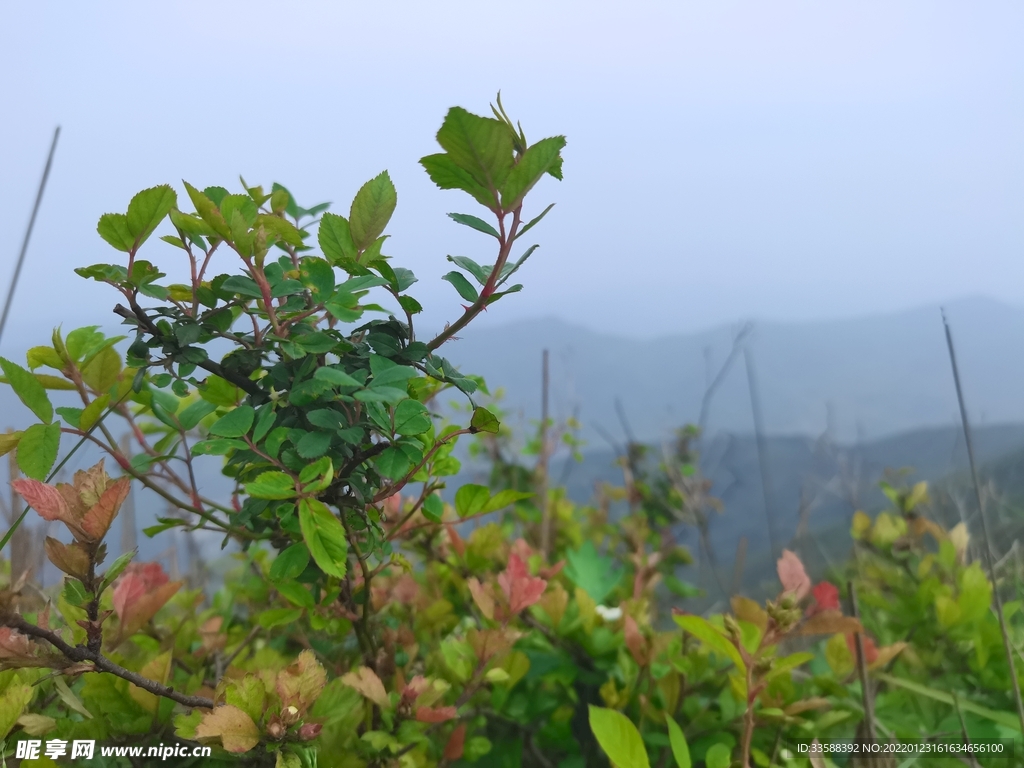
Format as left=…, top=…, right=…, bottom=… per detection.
left=808, top=581, right=841, bottom=615
left=498, top=553, right=547, bottom=616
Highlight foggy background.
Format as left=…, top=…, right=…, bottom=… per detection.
left=3, top=1, right=1024, bottom=596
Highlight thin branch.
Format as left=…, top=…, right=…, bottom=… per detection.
left=6, top=615, right=214, bottom=709
left=0, top=126, right=60, bottom=346
left=848, top=580, right=876, bottom=741
left=942, top=309, right=1024, bottom=735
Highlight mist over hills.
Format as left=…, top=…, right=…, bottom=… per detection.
left=441, top=296, right=1024, bottom=446
left=5, top=295, right=1024, bottom=592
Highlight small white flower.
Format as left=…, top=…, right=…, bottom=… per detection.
left=595, top=605, right=622, bottom=621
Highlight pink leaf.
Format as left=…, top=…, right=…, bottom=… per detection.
left=12, top=479, right=70, bottom=523
left=777, top=549, right=812, bottom=600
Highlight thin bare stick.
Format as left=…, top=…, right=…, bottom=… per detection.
left=953, top=692, right=982, bottom=768
left=743, top=342, right=780, bottom=560
left=848, top=580, right=876, bottom=741
left=698, top=321, right=753, bottom=434
left=942, top=309, right=1024, bottom=735
left=0, top=127, right=60, bottom=346
left=6, top=615, right=213, bottom=709
left=539, top=349, right=552, bottom=558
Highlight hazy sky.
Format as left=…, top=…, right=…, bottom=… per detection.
left=2, top=0, right=1022, bottom=351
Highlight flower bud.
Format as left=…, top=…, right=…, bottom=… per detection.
left=280, top=705, right=300, bottom=726
left=298, top=723, right=322, bottom=741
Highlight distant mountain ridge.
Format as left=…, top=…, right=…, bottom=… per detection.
left=441, top=296, right=1024, bottom=445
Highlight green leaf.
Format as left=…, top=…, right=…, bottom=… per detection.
left=704, top=744, right=731, bottom=768
left=298, top=498, right=348, bottom=579
left=100, top=550, right=136, bottom=594
left=420, top=154, right=495, bottom=210
left=422, top=494, right=444, bottom=523
left=666, top=715, right=691, bottom=768
left=314, top=367, right=361, bottom=389
left=269, top=543, right=311, bottom=582
left=245, top=471, right=296, bottom=500
left=471, top=406, right=500, bottom=434
left=295, top=431, right=332, bottom=459
left=0, top=356, right=53, bottom=423
left=443, top=271, right=479, bottom=302
left=564, top=541, right=623, bottom=605
left=447, top=255, right=491, bottom=285
left=673, top=615, right=746, bottom=673
left=184, top=182, right=230, bottom=239
left=16, top=422, right=60, bottom=480
left=274, top=581, right=315, bottom=610
left=500, top=136, right=566, bottom=210
left=191, top=438, right=246, bottom=456
left=80, top=394, right=109, bottom=431
left=318, top=213, right=357, bottom=265
left=126, top=185, right=177, bottom=248
left=257, top=214, right=304, bottom=247
left=97, top=213, right=135, bottom=251
left=259, top=608, right=304, bottom=629
left=299, top=257, right=335, bottom=299
left=484, top=489, right=532, bottom=513
left=873, top=673, right=1021, bottom=731
left=0, top=431, right=23, bottom=458
left=393, top=400, right=431, bottom=436
left=588, top=706, right=650, bottom=768
left=447, top=212, right=499, bottom=238
left=516, top=203, right=555, bottom=240
left=435, top=107, right=514, bottom=199
left=178, top=400, right=217, bottom=431
left=455, top=484, right=490, bottom=518
left=0, top=680, right=33, bottom=745
left=81, top=346, right=122, bottom=392
left=209, top=405, right=255, bottom=438
left=253, top=406, right=277, bottom=443
left=375, top=446, right=412, bottom=480
left=350, top=171, right=397, bottom=252
left=27, top=345, right=65, bottom=370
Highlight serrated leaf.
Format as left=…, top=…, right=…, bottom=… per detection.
left=269, top=543, right=310, bottom=582
left=178, top=399, right=217, bottom=431
left=209, top=405, right=255, bottom=438
left=17, top=422, right=60, bottom=480
left=471, top=406, right=499, bottom=434
left=298, top=498, right=348, bottom=579
left=245, top=471, right=296, bottom=500
left=97, top=213, right=135, bottom=252
left=500, top=136, right=566, bottom=210
left=435, top=107, right=514, bottom=199
left=0, top=356, right=53, bottom=423
left=420, top=154, right=495, bottom=210
left=393, top=399, right=431, bottom=436
left=350, top=171, right=397, bottom=252
left=318, top=212, right=357, bottom=265
left=126, top=185, right=177, bottom=247
left=295, top=431, right=332, bottom=459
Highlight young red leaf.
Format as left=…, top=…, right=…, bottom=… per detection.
left=498, top=553, right=547, bottom=615
left=444, top=723, right=467, bottom=760
left=809, top=582, right=841, bottom=615
left=416, top=706, right=458, bottom=723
